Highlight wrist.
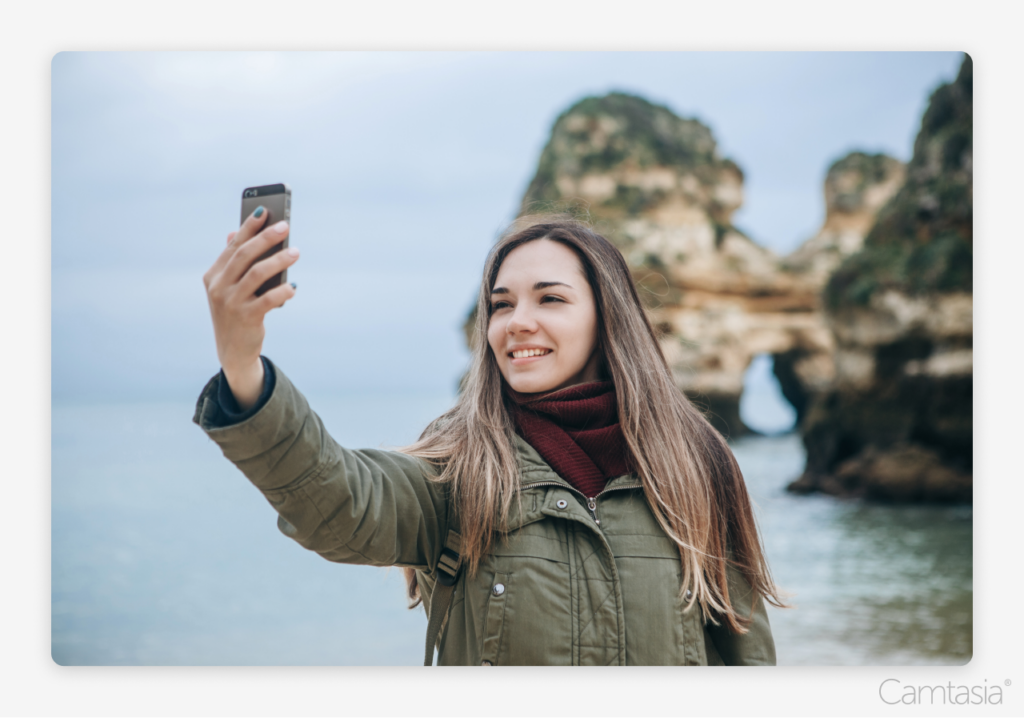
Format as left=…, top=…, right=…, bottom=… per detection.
left=222, top=357, right=265, bottom=412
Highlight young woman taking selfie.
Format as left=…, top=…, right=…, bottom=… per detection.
left=195, top=210, right=782, bottom=666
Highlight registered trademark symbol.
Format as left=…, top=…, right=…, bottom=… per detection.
left=1007, top=680, right=1012, bottom=686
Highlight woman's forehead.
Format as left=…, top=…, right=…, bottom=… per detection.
left=493, top=239, right=585, bottom=286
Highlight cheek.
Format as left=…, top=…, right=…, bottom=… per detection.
left=565, top=317, right=596, bottom=356
left=565, top=315, right=598, bottom=365
left=486, top=320, right=503, bottom=356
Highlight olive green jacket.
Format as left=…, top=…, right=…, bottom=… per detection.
left=193, top=361, right=776, bottom=666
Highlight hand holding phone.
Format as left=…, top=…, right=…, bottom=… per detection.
left=202, top=184, right=298, bottom=410
left=240, top=184, right=292, bottom=296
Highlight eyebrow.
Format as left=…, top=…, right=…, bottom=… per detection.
left=490, top=281, right=573, bottom=295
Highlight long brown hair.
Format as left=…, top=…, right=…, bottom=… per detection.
left=401, top=214, right=784, bottom=632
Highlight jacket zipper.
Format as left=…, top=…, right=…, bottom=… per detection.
left=520, top=480, right=643, bottom=526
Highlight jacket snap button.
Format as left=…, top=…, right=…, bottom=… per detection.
left=556, top=499, right=568, bottom=509
left=492, top=583, right=505, bottom=596
left=481, top=660, right=492, bottom=666
left=686, top=590, right=692, bottom=599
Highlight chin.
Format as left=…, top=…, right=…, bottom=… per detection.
left=507, top=373, right=559, bottom=395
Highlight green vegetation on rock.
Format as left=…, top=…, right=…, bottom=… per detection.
left=520, top=92, right=739, bottom=215
left=827, top=151, right=903, bottom=212
left=829, top=151, right=898, bottom=185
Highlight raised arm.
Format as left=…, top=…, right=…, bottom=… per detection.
left=194, top=360, right=451, bottom=570
left=198, top=208, right=449, bottom=571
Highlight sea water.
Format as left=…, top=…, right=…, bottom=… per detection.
left=51, top=393, right=971, bottom=665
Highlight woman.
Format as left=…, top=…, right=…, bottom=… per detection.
left=195, top=210, right=782, bottom=665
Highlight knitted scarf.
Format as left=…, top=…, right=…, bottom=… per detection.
left=507, top=381, right=633, bottom=498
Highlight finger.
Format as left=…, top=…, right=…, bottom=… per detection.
left=207, top=208, right=270, bottom=280
left=239, top=244, right=299, bottom=297
left=232, top=206, right=270, bottom=247
left=223, top=220, right=291, bottom=285
left=252, top=280, right=298, bottom=314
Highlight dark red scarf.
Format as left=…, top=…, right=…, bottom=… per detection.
left=507, top=381, right=633, bottom=498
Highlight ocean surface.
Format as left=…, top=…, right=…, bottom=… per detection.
left=51, top=391, right=971, bottom=666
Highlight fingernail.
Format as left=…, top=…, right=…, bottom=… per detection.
left=274, top=220, right=288, bottom=233
left=290, top=282, right=297, bottom=290
left=254, top=206, right=264, bottom=218
left=287, top=247, right=299, bottom=257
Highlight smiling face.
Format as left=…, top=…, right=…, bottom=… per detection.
left=487, top=238, right=603, bottom=394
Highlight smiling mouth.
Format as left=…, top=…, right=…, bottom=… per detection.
left=509, top=348, right=552, bottom=359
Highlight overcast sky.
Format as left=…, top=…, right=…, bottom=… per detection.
left=51, top=51, right=963, bottom=402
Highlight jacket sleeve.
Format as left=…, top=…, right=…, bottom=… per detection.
left=704, top=562, right=777, bottom=666
left=192, top=359, right=451, bottom=572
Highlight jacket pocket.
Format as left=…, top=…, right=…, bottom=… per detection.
left=479, top=572, right=510, bottom=666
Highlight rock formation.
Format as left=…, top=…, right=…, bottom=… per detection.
left=783, top=152, right=906, bottom=286
left=788, top=55, right=973, bottom=502
left=475, top=92, right=899, bottom=438
left=770, top=152, right=907, bottom=423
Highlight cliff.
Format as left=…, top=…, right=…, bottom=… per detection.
left=788, top=55, right=973, bottom=502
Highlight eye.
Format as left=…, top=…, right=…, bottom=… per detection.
left=541, top=295, right=565, bottom=304
left=490, top=300, right=512, bottom=312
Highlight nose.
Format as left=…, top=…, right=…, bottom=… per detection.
left=506, top=302, right=537, bottom=335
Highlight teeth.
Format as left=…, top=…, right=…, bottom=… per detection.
left=512, top=349, right=550, bottom=358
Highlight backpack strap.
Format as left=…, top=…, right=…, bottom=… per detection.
left=423, top=529, right=463, bottom=666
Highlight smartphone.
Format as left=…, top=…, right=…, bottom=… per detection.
left=240, top=183, right=291, bottom=296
